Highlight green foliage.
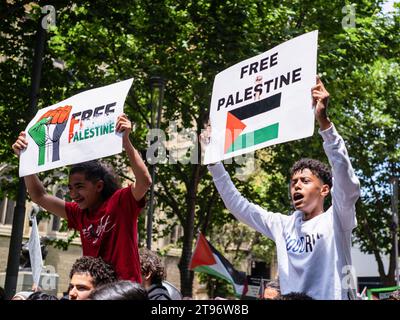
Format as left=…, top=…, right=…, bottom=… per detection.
left=1, top=0, right=399, bottom=290
left=196, top=273, right=236, bottom=299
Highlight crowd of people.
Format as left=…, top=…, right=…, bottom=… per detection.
left=1, top=253, right=176, bottom=301
left=5, top=77, right=397, bottom=301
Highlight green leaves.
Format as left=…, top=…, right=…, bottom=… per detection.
left=1, top=0, right=399, bottom=289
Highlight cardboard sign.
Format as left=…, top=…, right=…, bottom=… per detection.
left=204, top=31, right=318, bottom=164
left=19, top=78, right=133, bottom=176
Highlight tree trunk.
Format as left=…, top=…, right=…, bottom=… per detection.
left=178, top=164, right=200, bottom=297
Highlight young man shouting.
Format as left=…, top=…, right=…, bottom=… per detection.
left=202, top=77, right=360, bottom=300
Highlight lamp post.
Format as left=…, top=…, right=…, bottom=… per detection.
left=4, top=18, right=46, bottom=299
left=146, top=76, right=166, bottom=250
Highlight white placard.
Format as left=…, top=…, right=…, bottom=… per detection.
left=19, top=78, right=133, bottom=176
left=204, top=31, right=318, bottom=164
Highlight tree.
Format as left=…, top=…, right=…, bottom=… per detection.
left=1, top=0, right=399, bottom=294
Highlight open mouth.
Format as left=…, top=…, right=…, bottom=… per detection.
left=293, top=193, right=304, bottom=203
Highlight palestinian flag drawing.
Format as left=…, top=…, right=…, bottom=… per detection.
left=225, top=92, right=281, bottom=153
left=189, top=233, right=247, bottom=296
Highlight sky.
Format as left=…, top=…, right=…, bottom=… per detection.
left=381, top=0, right=398, bottom=14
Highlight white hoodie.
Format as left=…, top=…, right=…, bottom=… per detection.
left=208, top=124, right=360, bottom=300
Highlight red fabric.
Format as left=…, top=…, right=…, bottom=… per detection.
left=65, top=186, right=145, bottom=283
left=189, top=233, right=217, bottom=269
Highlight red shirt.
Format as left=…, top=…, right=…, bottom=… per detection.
left=65, top=186, right=145, bottom=283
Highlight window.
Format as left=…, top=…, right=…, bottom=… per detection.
left=170, top=225, right=183, bottom=244
left=0, top=197, right=15, bottom=225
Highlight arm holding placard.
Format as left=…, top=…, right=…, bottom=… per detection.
left=116, top=114, right=152, bottom=202
left=12, top=131, right=67, bottom=219
left=311, top=76, right=360, bottom=230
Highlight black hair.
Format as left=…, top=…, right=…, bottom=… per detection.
left=89, top=280, right=148, bottom=300
left=69, top=160, right=121, bottom=200
left=69, top=256, right=117, bottom=288
left=26, top=291, right=58, bottom=300
left=280, top=291, right=314, bottom=300
left=139, top=248, right=165, bottom=284
left=290, top=158, right=332, bottom=188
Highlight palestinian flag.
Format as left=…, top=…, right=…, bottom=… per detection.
left=189, top=233, right=247, bottom=296
left=225, top=92, right=281, bottom=153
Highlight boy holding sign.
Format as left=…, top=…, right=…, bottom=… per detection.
left=12, top=114, right=152, bottom=283
left=201, top=77, right=360, bottom=300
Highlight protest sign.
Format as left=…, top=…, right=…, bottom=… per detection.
left=204, top=31, right=318, bottom=164
left=19, top=78, right=133, bottom=176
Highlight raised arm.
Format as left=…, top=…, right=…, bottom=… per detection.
left=200, top=125, right=283, bottom=240
left=12, top=132, right=66, bottom=219
left=208, top=162, right=283, bottom=240
left=312, top=77, right=360, bottom=229
left=116, top=114, right=152, bottom=201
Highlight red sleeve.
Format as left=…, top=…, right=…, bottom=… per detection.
left=65, top=201, right=83, bottom=230
left=113, top=186, right=146, bottom=215
left=127, top=184, right=146, bottom=209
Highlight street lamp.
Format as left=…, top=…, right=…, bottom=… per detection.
left=146, top=76, right=166, bottom=250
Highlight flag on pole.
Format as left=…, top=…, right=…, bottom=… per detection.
left=189, top=233, right=247, bottom=296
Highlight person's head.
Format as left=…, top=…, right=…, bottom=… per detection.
left=139, top=248, right=165, bottom=289
left=280, top=292, right=314, bottom=300
left=290, top=158, right=332, bottom=219
left=11, top=291, right=33, bottom=300
left=68, top=256, right=117, bottom=300
left=262, top=281, right=281, bottom=300
left=26, top=291, right=58, bottom=300
left=68, top=160, right=120, bottom=210
left=89, top=280, right=148, bottom=300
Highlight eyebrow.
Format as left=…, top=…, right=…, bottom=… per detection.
left=68, top=182, right=85, bottom=188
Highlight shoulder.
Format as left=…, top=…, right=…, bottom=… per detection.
left=65, top=201, right=81, bottom=215
left=109, top=186, right=145, bottom=208
left=148, top=284, right=171, bottom=300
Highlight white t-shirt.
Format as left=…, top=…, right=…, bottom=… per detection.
left=208, top=125, right=360, bottom=300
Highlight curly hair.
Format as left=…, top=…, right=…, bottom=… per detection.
left=69, top=160, right=121, bottom=200
left=89, top=280, right=148, bottom=301
left=139, top=248, right=165, bottom=284
left=69, top=256, right=117, bottom=287
left=290, top=158, right=332, bottom=188
left=27, top=291, right=58, bottom=300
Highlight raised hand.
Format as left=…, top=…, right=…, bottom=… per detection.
left=199, top=120, right=212, bottom=164
left=116, top=114, right=132, bottom=148
left=12, top=131, right=28, bottom=157
left=311, top=76, right=331, bottom=131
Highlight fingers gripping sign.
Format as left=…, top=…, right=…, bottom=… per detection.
left=115, top=113, right=133, bottom=148
left=311, top=76, right=331, bottom=131
left=199, top=120, right=212, bottom=164
left=12, top=131, right=28, bottom=157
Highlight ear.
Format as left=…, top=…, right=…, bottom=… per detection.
left=144, top=272, right=152, bottom=281
left=320, top=184, right=330, bottom=197
left=95, top=180, right=104, bottom=193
